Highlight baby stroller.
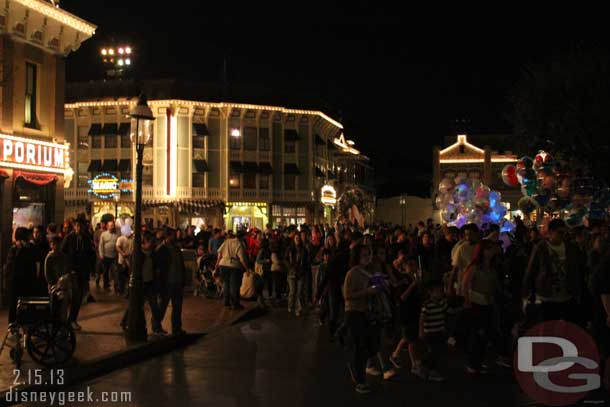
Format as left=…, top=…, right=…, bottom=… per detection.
left=194, top=255, right=222, bottom=299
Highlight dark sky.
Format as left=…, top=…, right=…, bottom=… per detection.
left=60, top=2, right=604, bottom=196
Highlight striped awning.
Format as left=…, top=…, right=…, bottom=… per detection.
left=142, top=199, right=224, bottom=213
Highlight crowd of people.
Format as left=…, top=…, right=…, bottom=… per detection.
left=3, top=215, right=610, bottom=395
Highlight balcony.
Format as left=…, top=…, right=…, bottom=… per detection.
left=64, top=188, right=89, bottom=201
left=229, top=150, right=241, bottom=161
left=192, top=188, right=223, bottom=200
left=259, top=151, right=271, bottom=161
left=272, top=191, right=312, bottom=202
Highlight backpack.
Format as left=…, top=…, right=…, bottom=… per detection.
left=360, top=269, right=393, bottom=324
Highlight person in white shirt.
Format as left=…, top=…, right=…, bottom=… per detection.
left=98, top=221, right=118, bottom=290
left=115, top=226, right=134, bottom=296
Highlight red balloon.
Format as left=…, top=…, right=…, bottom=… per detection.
left=502, top=164, right=519, bottom=187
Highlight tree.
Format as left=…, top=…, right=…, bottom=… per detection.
left=511, top=48, right=610, bottom=180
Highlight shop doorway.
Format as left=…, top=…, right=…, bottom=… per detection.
left=225, top=204, right=268, bottom=232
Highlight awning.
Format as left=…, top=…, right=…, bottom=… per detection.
left=142, top=199, right=224, bottom=213
left=88, top=123, right=102, bottom=136
left=102, top=159, right=118, bottom=171
left=284, top=163, right=301, bottom=175
left=102, top=123, right=118, bottom=136
left=119, top=159, right=131, bottom=172
left=315, top=134, right=325, bottom=145
left=242, top=161, right=259, bottom=173
left=193, top=159, right=209, bottom=173
left=284, top=129, right=300, bottom=141
left=315, top=167, right=325, bottom=177
left=230, top=161, right=243, bottom=173
left=87, top=160, right=102, bottom=172
left=0, top=170, right=8, bottom=178
left=327, top=139, right=337, bottom=150
left=258, top=162, right=273, bottom=174
left=193, top=123, right=209, bottom=137
left=14, top=171, right=57, bottom=186
left=119, top=123, right=131, bottom=136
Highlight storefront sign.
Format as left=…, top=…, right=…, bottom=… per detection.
left=321, top=185, right=337, bottom=206
left=0, top=133, right=69, bottom=174
left=88, top=173, right=119, bottom=199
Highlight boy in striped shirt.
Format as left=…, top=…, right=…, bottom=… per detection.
left=417, top=280, right=448, bottom=382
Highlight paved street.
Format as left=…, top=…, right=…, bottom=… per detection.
left=35, top=308, right=533, bottom=407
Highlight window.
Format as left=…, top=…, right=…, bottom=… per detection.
left=192, top=173, right=205, bottom=187
left=121, top=134, right=131, bottom=148
left=244, top=127, right=257, bottom=151
left=193, top=136, right=205, bottom=149
left=78, top=126, right=89, bottom=149
left=285, top=142, right=295, bottom=154
left=230, top=134, right=241, bottom=150
left=259, top=128, right=270, bottom=151
left=91, top=136, right=102, bottom=149
left=259, top=174, right=269, bottom=189
left=244, top=173, right=256, bottom=189
left=105, top=135, right=117, bottom=148
left=77, top=162, right=89, bottom=188
left=25, top=63, right=37, bottom=128
left=284, top=174, right=296, bottom=190
left=142, top=165, right=153, bottom=186
left=229, top=173, right=240, bottom=188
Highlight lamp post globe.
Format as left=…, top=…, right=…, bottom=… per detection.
left=126, top=94, right=154, bottom=341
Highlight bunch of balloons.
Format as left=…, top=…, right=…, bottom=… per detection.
left=437, top=176, right=513, bottom=231
left=501, top=150, right=610, bottom=227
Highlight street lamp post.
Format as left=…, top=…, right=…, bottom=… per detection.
left=127, top=94, right=154, bottom=342
left=400, top=195, right=406, bottom=227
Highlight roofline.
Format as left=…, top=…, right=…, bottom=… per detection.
left=15, top=0, right=96, bottom=36
left=64, top=99, right=343, bottom=130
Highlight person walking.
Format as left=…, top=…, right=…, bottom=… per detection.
left=157, top=228, right=188, bottom=335
left=61, top=219, right=96, bottom=331
left=115, top=226, right=134, bottom=296
left=214, top=231, right=249, bottom=310
left=98, top=220, right=119, bottom=291
left=286, top=234, right=309, bottom=317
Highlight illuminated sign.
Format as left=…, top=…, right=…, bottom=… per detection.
left=0, top=134, right=70, bottom=174
left=88, top=173, right=133, bottom=199
left=321, top=185, right=337, bottom=206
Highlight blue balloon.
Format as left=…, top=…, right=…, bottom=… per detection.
left=489, top=191, right=500, bottom=208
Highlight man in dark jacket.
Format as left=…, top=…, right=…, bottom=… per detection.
left=61, top=219, right=95, bottom=330
left=6, top=228, right=37, bottom=324
left=156, top=228, right=188, bottom=335
left=524, top=219, right=584, bottom=323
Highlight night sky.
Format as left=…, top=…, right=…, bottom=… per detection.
left=60, top=2, right=604, bottom=196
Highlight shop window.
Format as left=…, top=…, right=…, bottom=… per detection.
left=259, top=174, right=269, bottom=189
left=259, top=128, right=270, bottom=151
left=230, top=134, right=241, bottom=150
left=192, top=173, right=205, bottom=187
left=285, top=142, right=295, bottom=154
left=296, top=207, right=306, bottom=217
left=282, top=207, right=296, bottom=217
left=272, top=205, right=282, bottom=216
left=105, top=135, right=117, bottom=148
left=25, top=63, right=38, bottom=128
left=284, top=174, right=296, bottom=190
left=244, top=127, right=257, bottom=151
left=243, top=173, right=256, bottom=189
left=91, top=136, right=102, bottom=149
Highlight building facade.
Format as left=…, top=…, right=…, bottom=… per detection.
left=64, top=88, right=375, bottom=231
left=432, top=134, right=520, bottom=213
left=0, top=0, right=94, bottom=300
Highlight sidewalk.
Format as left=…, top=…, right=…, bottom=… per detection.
left=0, top=282, right=263, bottom=404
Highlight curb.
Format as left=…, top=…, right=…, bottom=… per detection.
left=0, top=305, right=265, bottom=406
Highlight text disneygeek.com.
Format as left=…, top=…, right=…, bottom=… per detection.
left=6, top=386, right=132, bottom=405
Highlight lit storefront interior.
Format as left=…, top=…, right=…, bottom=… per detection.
left=271, top=205, right=307, bottom=228
left=225, top=202, right=268, bottom=231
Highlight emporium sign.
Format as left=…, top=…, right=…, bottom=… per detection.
left=0, top=133, right=69, bottom=174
